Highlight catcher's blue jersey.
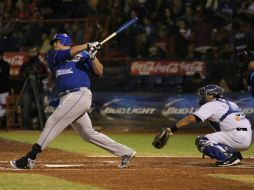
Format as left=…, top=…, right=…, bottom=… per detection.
left=247, top=69, right=254, bottom=98
left=47, top=49, right=93, bottom=93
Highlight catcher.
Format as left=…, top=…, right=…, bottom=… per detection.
left=152, top=84, right=253, bottom=167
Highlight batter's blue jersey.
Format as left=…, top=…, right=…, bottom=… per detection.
left=47, top=49, right=94, bottom=93
left=247, top=69, right=254, bottom=98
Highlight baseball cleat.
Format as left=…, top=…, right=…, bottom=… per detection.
left=216, top=159, right=241, bottom=167
left=10, top=161, right=19, bottom=169
left=216, top=152, right=242, bottom=167
left=10, top=157, right=34, bottom=169
left=236, top=152, right=243, bottom=160
left=118, top=151, right=136, bottom=169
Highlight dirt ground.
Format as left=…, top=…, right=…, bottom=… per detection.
left=0, top=137, right=254, bottom=190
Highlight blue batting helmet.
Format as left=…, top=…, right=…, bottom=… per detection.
left=197, top=84, right=224, bottom=105
left=49, top=33, right=72, bottom=46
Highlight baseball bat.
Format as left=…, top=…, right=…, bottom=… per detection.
left=100, top=17, right=138, bottom=45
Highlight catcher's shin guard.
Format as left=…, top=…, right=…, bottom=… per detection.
left=195, top=136, right=235, bottom=161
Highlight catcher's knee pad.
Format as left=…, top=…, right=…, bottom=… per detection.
left=195, top=136, right=209, bottom=152
left=195, top=136, right=235, bottom=161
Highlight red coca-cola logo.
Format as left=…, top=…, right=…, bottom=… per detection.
left=4, top=55, right=24, bottom=66
left=3, top=52, right=28, bottom=76
left=131, top=60, right=205, bottom=77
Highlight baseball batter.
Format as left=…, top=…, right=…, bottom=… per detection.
left=165, top=84, right=252, bottom=166
left=10, top=33, right=136, bottom=169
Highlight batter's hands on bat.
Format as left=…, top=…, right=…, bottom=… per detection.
left=87, top=42, right=101, bottom=51
left=87, top=42, right=101, bottom=60
left=89, top=49, right=98, bottom=60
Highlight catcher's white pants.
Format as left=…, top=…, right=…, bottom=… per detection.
left=37, top=87, right=133, bottom=156
left=205, top=128, right=252, bottom=151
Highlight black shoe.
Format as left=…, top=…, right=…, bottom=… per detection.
left=118, top=151, right=136, bottom=169
left=216, top=152, right=241, bottom=167
left=10, top=157, right=34, bottom=169
left=236, top=152, right=243, bottom=160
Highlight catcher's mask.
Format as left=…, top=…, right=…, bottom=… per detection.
left=237, top=51, right=251, bottom=73
left=49, top=33, right=72, bottom=46
left=197, top=84, right=224, bottom=106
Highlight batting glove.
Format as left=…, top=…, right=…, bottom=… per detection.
left=89, top=49, right=98, bottom=60
left=87, top=42, right=101, bottom=52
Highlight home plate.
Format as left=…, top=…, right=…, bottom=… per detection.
left=44, top=164, right=83, bottom=168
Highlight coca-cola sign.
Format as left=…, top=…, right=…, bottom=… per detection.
left=130, top=60, right=206, bottom=77
left=3, top=52, right=28, bottom=76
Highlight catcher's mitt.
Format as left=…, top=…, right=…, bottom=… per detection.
left=152, top=128, right=171, bottom=149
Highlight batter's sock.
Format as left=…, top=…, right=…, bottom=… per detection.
left=26, top=143, right=42, bottom=160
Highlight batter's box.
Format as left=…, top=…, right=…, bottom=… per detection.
left=44, top=164, right=84, bottom=168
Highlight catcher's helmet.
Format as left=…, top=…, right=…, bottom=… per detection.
left=197, top=84, right=224, bottom=106
left=49, top=33, right=72, bottom=46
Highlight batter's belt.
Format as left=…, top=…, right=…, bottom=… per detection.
left=58, top=87, right=84, bottom=98
left=236, top=128, right=247, bottom=131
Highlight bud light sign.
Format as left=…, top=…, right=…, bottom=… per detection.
left=90, top=92, right=254, bottom=128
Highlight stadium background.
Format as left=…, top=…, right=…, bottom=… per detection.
left=0, top=1, right=254, bottom=190
left=1, top=0, right=253, bottom=129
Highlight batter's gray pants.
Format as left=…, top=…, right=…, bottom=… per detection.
left=37, top=87, right=134, bottom=157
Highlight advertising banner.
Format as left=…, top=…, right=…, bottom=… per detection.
left=130, top=60, right=206, bottom=78
left=3, top=52, right=28, bottom=76
left=90, top=92, right=254, bottom=128
left=3, top=52, right=46, bottom=77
